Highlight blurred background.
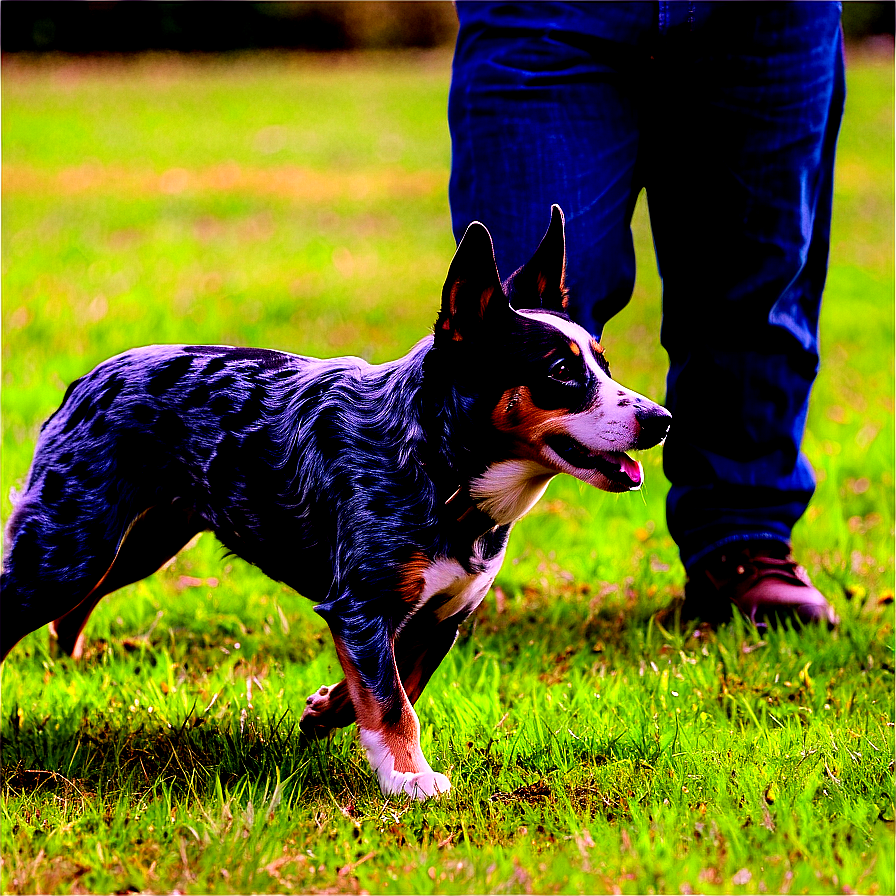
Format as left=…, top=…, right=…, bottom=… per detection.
left=1, top=0, right=893, bottom=53
left=1, top=8, right=893, bottom=894
left=2, top=1, right=893, bottom=607
left=3, top=1, right=458, bottom=53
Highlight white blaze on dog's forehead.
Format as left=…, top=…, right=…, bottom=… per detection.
left=516, top=309, right=607, bottom=378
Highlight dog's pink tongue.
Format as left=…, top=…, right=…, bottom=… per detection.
left=620, top=454, right=643, bottom=488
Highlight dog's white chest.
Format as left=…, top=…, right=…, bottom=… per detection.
left=418, top=549, right=504, bottom=623
left=469, top=460, right=556, bottom=526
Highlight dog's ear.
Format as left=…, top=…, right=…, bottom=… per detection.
left=435, top=221, right=505, bottom=344
left=505, top=205, right=568, bottom=313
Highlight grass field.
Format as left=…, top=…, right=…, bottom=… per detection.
left=1, top=49, right=894, bottom=895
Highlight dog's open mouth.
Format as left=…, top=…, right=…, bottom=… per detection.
left=545, top=434, right=642, bottom=489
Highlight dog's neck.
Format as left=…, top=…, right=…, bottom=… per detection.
left=418, top=345, right=555, bottom=534
left=418, top=348, right=489, bottom=484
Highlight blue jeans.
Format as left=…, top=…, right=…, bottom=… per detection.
left=449, top=1, right=845, bottom=571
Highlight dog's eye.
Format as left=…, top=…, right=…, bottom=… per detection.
left=548, top=358, right=578, bottom=385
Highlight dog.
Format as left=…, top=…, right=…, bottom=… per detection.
left=1, top=206, right=670, bottom=800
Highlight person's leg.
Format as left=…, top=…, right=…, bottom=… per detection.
left=645, top=2, right=845, bottom=623
left=449, top=2, right=652, bottom=334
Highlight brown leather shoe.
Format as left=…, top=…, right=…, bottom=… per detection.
left=682, top=541, right=839, bottom=631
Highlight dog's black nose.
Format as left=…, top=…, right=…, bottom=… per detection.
left=634, top=405, right=672, bottom=449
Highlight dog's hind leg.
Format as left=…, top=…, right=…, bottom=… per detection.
left=300, top=679, right=355, bottom=737
left=1, top=511, right=120, bottom=663
left=317, top=599, right=451, bottom=800
left=0, top=576, right=38, bottom=662
left=48, top=499, right=203, bottom=658
left=1, top=494, right=201, bottom=662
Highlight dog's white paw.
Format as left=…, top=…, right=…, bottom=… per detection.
left=376, top=767, right=451, bottom=801
left=401, top=771, right=451, bottom=800
left=360, top=727, right=450, bottom=801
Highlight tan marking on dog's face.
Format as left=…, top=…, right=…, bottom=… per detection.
left=569, top=340, right=581, bottom=356
left=590, top=338, right=604, bottom=355
left=491, top=385, right=572, bottom=463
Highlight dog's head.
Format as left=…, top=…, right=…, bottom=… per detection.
left=433, top=206, right=671, bottom=501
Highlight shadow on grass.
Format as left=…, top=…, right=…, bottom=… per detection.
left=1, top=692, right=670, bottom=816
left=0, top=707, right=351, bottom=803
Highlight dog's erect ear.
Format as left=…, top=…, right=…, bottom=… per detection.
left=435, top=221, right=505, bottom=344
left=505, top=205, right=568, bottom=313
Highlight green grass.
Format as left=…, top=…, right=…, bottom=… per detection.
left=2, top=50, right=894, bottom=895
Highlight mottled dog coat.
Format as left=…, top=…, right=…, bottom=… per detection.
left=1, top=207, right=670, bottom=799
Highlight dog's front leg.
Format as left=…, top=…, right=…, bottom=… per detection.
left=300, top=615, right=461, bottom=737
left=318, top=600, right=450, bottom=800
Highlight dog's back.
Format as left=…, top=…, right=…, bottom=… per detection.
left=2, top=340, right=441, bottom=638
